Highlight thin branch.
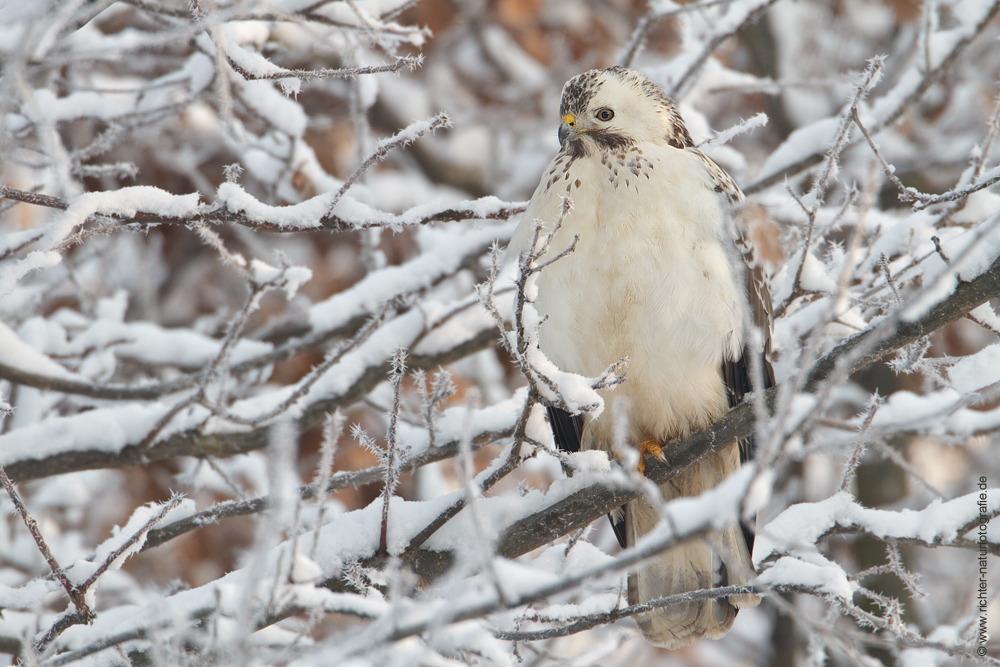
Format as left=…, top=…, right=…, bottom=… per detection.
left=484, top=200, right=625, bottom=415
left=415, top=369, right=456, bottom=452
left=0, top=320, right=502, bottom=483
left=199, top=304, right=392, bottom=427
left=772, top=54, right=878, bottom=322
left=838, top=393, right=880, bottom=493
left=0, top=465, right=90, bottom=618
left=327, top=114, right=451, bottom=217
left=140, top=405, right=515, bottom=552
left=819, top=505, right=1000, bottom=551
left=196, top=276, right=261, bottom=389
left=378, top=349, right=407, bottom=555
left=969, top=91, right=1000, bottom=184
left=967, top=310, right=1000, bottom=338
left=494, top=584, right=754, bottom=641
left=619, top=0, right=744, bottom=68
left=853, top=105, right=1000, bottom=210
left=0, top=363, right=196, bottom=400
left=79, top=495, right=184, bottom=593
left=669, top=0, right=781, bottom=100
left=40, top=604, right=218, bottom=667
left=0, top=234, right=502, bottom=402
left=744, top=0, right=1000, bottom=195
left=33, top=611, right=96, bottom=656
left=310, top=410, right=344, bottom=561
left=0, top=183, right=525, bottom=235
left=813, top=58, right=885, bottom=209
left=405, top=392, right=538, bottom=551
left=0, top=229, right=44, bottom=261
left=226, top=54, right=421, bottom=82
left=136, top=276, right=272, bottom=449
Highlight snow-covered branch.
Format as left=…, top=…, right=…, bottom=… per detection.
left=4, top=0, right=1000, bottom=664
left=0, top=184, right=524, bottom=237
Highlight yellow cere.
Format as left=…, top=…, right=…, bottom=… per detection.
left=562, top=113, right=576, bottom=127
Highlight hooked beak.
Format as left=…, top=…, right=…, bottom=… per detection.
left=558, top=112, right=577, bottom=146
left=558, top=123, right=570, bottom=146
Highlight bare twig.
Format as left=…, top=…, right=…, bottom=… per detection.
left=142, top=406, right=515, bottom=552
left=969, top=92, right=1000, bottom=184
left=80, top=496, right=184, bottom=593
left=134, top=275, right=273, bottom=449
left=838, top=393, right=881, bottom=493
left=329, top=114, right=450, bottom=216
left=879, top=253, right=902, bottom=305
left=0, top=233, right=503, bottom=403
left=494, top=584, right=755, bottom=641
left=774, top=185, right=858, bottom=319
left=309, top=410, right=345, bottom=561
left=405, top=392, right=538, bottom=551
left=773, top=58, right=884, bottom=320
left=814, top=58, right=885, bottom=208
left=226, top=55, right=421, bottom=82
left=483, top=199, right=625, bottom=414
left=0, top=465, right=90, bottom=617
left=967, top=308, right=1000, bottom=337
left=379, top=349, right=407, bottom=555
left=932, top=235, right=951, bottom=263
left=619, top=0, right=743, bottom=68
left=744, top=0, right=1000, bottom=195
left=669, top=0, right=781, bottom=100
left=0, top=229, right=44, bottom=261
left=0, top=318, right=503, bottom=483
left=852, top=105, right=1000, bottom=210
left=415, top=369, right=456, bottom=452
left=199, top=303, right=393, bottom=427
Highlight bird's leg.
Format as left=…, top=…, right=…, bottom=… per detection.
left=636, top=439, right=667, bottom=474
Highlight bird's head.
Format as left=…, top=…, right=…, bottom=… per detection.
left=558, top=66, right=693, bottom=154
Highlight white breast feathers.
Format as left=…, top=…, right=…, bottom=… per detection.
left=510, top=141, right=745, bottom=445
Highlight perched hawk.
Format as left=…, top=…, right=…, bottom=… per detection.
left=509, top=67, right=774, bottom=648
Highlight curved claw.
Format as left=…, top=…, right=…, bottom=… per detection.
left=636, top=439, right=667, bottom=474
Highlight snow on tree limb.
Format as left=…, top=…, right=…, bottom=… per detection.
left=0, top=183, right=525, bottom=236
left=3, top=0, right=1000, bottom=663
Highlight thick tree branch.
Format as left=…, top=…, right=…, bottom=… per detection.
left=0, top=233, right=499, bottom=400
left=401, top=252, right=1000, bottom=577
left=1, top=326, right=500, bottom=481
left=141, top=414, right=515, bottom=552
left=16, top=253, right=1000, bottom=567
left=261, top=240, right=1000, bottom=659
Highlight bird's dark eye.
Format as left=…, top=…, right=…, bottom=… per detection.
left=595, top=108, right=615, bottom=122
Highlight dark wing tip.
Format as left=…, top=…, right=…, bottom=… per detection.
left=547, top=406, right=584, bottom=453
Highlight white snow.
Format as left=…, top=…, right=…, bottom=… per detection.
left=756, top=490, right=1000, bottom=564
left=0, top=320, right=78, bottom=379
left=0, top=402, right=199, bottom=466
left=947, top=343, right=1000, bottom=393
left=3, top=0, right=1000, bottom=662
left=755, top=555, right=854, bottom=599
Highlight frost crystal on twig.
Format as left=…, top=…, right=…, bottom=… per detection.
left=414, top=368, right=456, bottom=451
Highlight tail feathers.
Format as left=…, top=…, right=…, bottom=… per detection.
left=722, top=520, right=760, bottom=610
left=626, top=492, right=759, bottom=649
left=628, top=536, right=736, bottom=648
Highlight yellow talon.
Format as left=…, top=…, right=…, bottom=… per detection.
left=636, top=439, right=667, bottom=474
